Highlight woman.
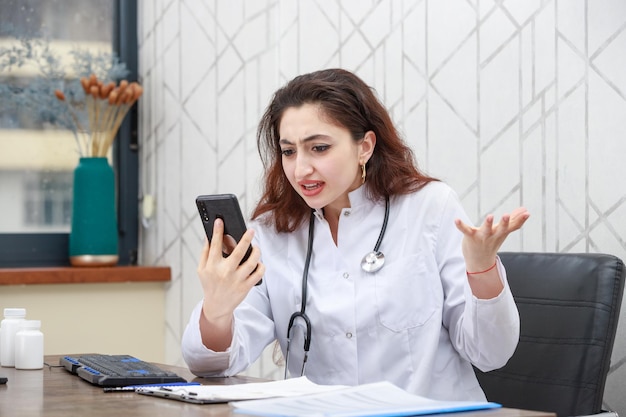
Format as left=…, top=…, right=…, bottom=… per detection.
left=182, top=68, right=529, bottom=401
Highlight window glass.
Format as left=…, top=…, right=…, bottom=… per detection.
left=0, top=0, right=114, bottom=233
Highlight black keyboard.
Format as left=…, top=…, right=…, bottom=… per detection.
left=60, top=354, right=187, bottom=387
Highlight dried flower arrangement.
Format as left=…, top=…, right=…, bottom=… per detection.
left=0, top=30, right=139, bottom=157
left=54, top=74, right=143, bottom=157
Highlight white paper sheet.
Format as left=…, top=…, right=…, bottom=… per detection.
left=135, top=376, right=347, bottom=404
left=230, top=381, right=501, bottom=417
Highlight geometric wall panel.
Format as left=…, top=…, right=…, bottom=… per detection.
left=138, top=1, right=626, bottom=414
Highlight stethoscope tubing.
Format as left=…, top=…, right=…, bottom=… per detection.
left=284, top=212, right=315, bottom=379
left=284, top=196, right=390, bottom=378
left=373, top=197, right=390, bottom=252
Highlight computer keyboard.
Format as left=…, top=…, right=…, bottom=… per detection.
left=60, top=354, right=187, bottom=387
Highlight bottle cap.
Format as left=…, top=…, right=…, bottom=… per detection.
left=3, top=308, right=26, bottom=318
left=20, top=320, right=41, bottom=330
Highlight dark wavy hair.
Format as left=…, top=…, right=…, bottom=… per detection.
left=252, top=68, right=438, bottom=232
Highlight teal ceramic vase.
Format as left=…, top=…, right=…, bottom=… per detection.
left=69, top=157, right=119, bottom=266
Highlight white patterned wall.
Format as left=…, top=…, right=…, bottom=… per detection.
left=138, top=0, right=626, bottom=413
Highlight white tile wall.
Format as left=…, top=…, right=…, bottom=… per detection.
left=138, top=0, right=626, bottom=413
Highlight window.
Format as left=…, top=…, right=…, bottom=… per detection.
left=23, top=172, right=72, bottom=229
left=0, top=0, right=138, bottom=267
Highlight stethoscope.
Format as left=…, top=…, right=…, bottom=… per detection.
left=284, top=197, right=390, bottom=379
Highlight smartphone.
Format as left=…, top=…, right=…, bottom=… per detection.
left=196, top=194, right=253, bottom=266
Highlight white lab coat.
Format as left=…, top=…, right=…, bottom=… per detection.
left=182, top=182, right=520, bottom=401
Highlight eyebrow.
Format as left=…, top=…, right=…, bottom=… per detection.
left=279, top=134, right=330, bottom=146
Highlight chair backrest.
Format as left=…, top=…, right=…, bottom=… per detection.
left=474, top=252, right=625, bottom=417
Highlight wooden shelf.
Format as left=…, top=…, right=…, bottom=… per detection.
left=0, top=266, right=171, bottom=285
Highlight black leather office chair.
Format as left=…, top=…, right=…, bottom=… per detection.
left=475, top=252, right=625, bottom=417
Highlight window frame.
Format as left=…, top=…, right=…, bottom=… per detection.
left=0, top=0, right=139, bottom=267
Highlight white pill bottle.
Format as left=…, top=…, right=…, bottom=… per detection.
left=0, top=308, right=27, bottom=367
left=15, top=320, right=44, bottom=370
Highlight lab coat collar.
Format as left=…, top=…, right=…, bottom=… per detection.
left=312, top=185, right=370, bottom=221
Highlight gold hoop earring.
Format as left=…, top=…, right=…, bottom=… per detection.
left=361, top=164, right=366, bottom=183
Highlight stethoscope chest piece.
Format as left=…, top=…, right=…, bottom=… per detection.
left=361, top=251, right=385, bottom=272
left=359, top=196, right=389, bottom=273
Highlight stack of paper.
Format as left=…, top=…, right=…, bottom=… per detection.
left=136, top=376, right=501, bottom=417
left=135, top=377, right=347, bottom=404
left=230, top=380, right=501, bottom=417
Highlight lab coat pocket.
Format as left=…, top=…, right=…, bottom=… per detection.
left=375, top=253, right=439, bottom=332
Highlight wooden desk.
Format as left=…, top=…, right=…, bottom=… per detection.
left=0, top=355, right=556, bottom=417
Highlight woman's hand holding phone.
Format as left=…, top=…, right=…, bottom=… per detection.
left=194, top=193, right=264, bottom=349
left=196, top=194, right=261, bottom=281
left=196, top=218, right=265, bottom=351
left=199, top=216, right=263, bottom=296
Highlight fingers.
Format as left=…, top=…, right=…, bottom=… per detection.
left=207, top=218, right=225, bottom=262
left=455, top=214, right=495, bottom=237
left=236, top=231, right=266, bottom=286
left=509, top=207, right=530, bottom=229
left=247, top=257, right=266, bottom=285
left=231, top=229, right=255, bottom=262
left=454, top=218, right=475, bottom=235
left=197, top=237, right=210, bottom=272
left=483, top=208, right=529, bottom=233
left=456, top=208, right=529, bottom=239
left=483, top=214, right=495, bottom=233
left=511, top=206, right=529, bottom=217
left=495, top=214, right=510, bottom=234
left=496, top=208, right=529, bottom=233
left=200, top=222, right=261, bottom=279
left=197, top=219, right=224, bottom=273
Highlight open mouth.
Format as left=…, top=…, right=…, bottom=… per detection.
left=299, top=181, right=324, bottom=196
left=302, top=182, right=322, bottom=190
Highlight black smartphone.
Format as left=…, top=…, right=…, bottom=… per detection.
left=196, top=194, right=253, bottom=265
